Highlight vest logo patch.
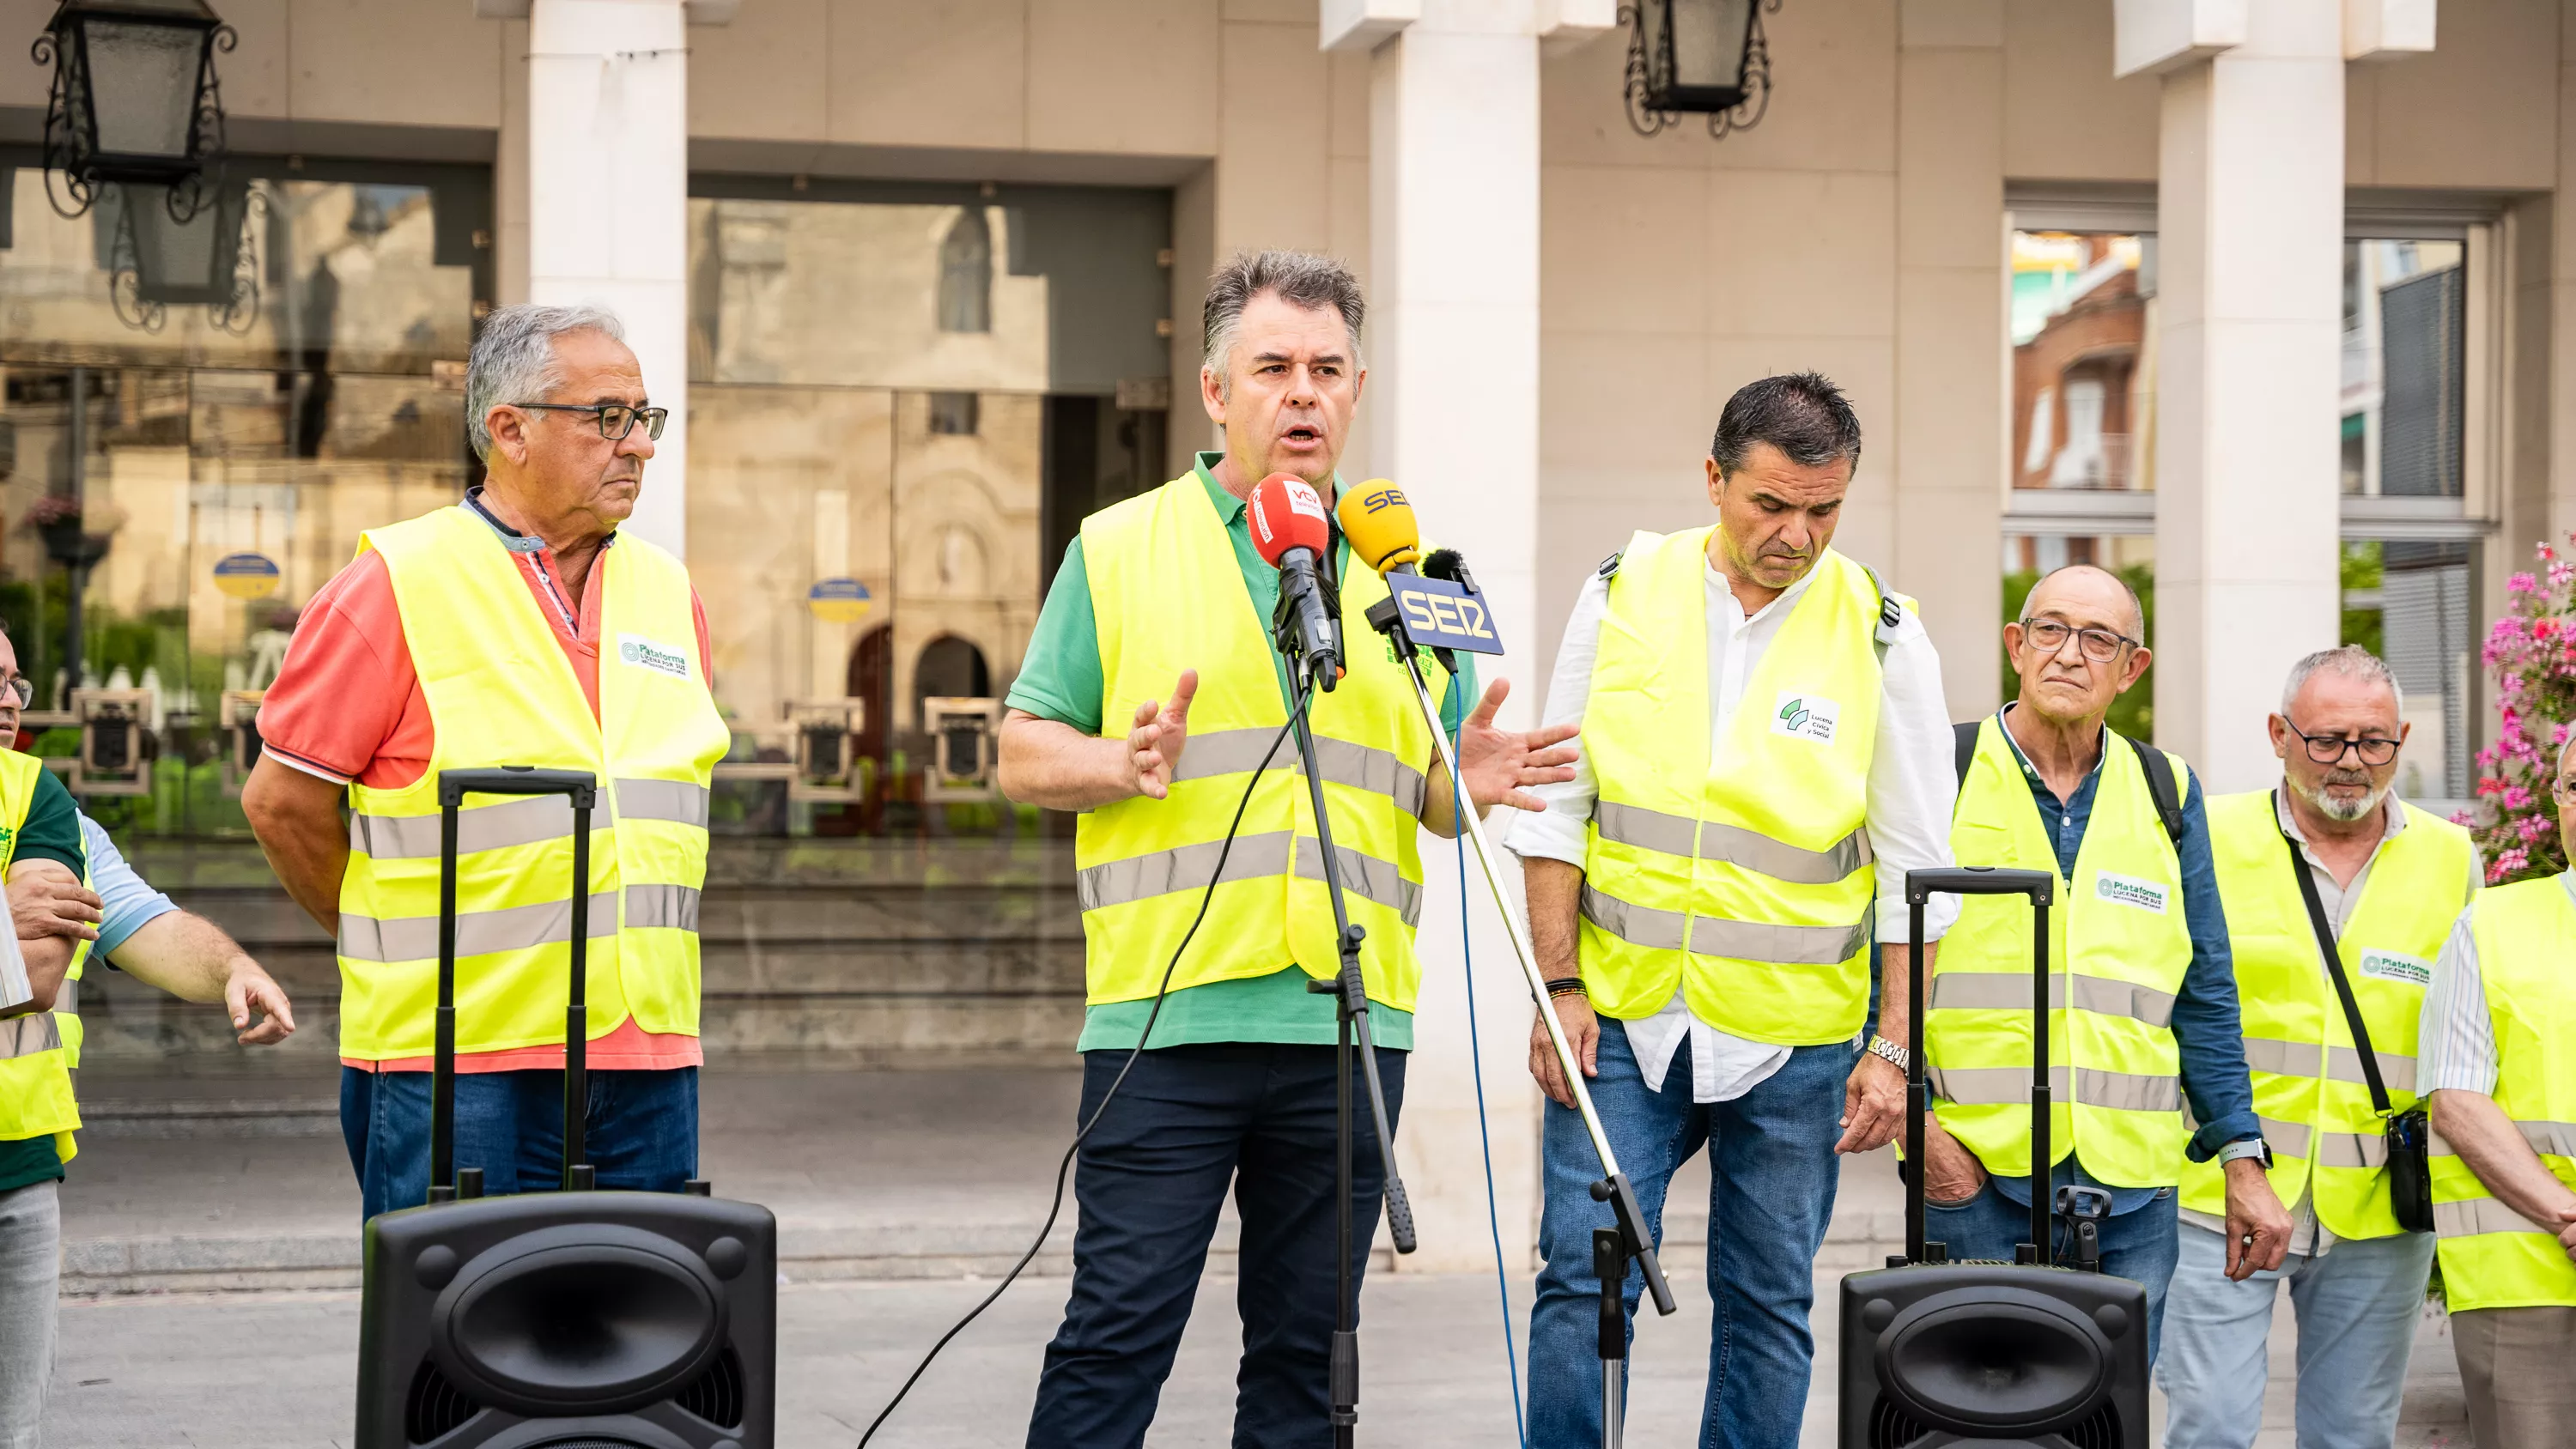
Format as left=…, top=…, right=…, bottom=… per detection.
left=617, top=634, right=692, bottom=682
left=2357, top=949, right=2432, bottom=987
left=2093, top=870, right=2169, bottom=915
left=1771, top=692, right=1839, bottom=744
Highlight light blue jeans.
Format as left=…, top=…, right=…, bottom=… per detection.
left=2157, top=1219, right=2434, bottom=1449
left=1526, top=1022, right=1853, bottom=1449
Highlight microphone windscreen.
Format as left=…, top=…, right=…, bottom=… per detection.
left=1335, top=480, right=1420, bottom=573
left=1422, top=548, right=1463, bottom=582
left=1247, top=472, right=1331, bottom=567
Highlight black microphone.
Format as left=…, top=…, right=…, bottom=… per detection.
left=1248, top=472, right=1342, bottom=689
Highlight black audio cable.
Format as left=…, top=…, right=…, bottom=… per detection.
left=855, top=706, right=1303, bottom=1447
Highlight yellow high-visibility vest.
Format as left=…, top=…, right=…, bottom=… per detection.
left=1930, top=718, right=2194, bottom=1185
left=335, top=505, right=730, bottom=1060
left=1577, top=531, right=1898, bottom=1046
left=1075, top=474, right=1449, bottom=1009
left=2184, top=791, right=2470, bottom=1236
left=2432, top=876, right=2576, bottom=1311
left=0, top=750, right=80, bottom=1161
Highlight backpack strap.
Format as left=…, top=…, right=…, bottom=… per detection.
left=1857, top=563, right=1905, bottom=668
left=1953, top=719, right=1980, bottom=791
left=2126, top=733, right=2186, bottom=845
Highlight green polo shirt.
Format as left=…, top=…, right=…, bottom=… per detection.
left=1008, top=454, right=1476, bottom=1052
left=0, top=768, right=94, bottom=1192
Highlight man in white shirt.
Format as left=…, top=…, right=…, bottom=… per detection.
left=1510, top=373, right=1958, bottom=1447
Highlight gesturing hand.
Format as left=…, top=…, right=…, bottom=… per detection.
left=224, top=959, right=298, bottom=1046
left=1126, top=669, right=1199, bottom=801
left=1456, top=679, right=1580, bottom=814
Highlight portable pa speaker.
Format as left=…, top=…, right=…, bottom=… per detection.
left=1838, top=868, right=2151, bottom=1449
left=354, top=768, right=778, bottom=1449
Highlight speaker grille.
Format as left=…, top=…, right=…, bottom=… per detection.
left=1868, top=1395, right=2123, bottom=1449
left=404, top=1357, right=481, bottom=1444
left=530, top=1440, right=653, bottom=1449
left=673, top=1344, right=746, bottom=1428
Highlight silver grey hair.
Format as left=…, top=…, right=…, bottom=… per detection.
left=465, top=303, right=628, bottom=461
left=1201, top=250, right=1364, bottom=395
left=2281, top=644, right=2404, bottom=717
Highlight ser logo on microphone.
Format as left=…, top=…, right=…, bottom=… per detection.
left=1355, top=485, right=1406, bottom=515
left=1386, top=573, right=1505, bottom=656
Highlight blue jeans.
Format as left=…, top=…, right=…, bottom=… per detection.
left=339, top=1065, right=700, bottom=1221
left=1922, top=1172, right=2181, bottom=1360
left=2157, top=1221, right=2433, bottom=1449
left=1030, top=1043, right=1406, bottom=1449
left=1528, top=1022, right=1853, bottom=1449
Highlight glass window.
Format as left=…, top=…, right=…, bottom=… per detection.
left=2342, top=239, right=2464, bottom=499
left=685, top=179, right=1171, bottom=838
left=2341, top=538, right=2473, bottom=803
left=0, top=156, right=489, bottom=838
left=2011, top=230, right=2154, bottom=494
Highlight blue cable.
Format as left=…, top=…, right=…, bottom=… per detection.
left=1451, top=742, right=1528, bottom=1447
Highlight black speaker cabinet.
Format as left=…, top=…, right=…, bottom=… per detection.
left=356, top=1191, right=777, bottom=1449
left=1837, top=1262, right=2150, bottom=1449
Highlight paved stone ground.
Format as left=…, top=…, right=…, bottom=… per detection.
left=44, top=1060, right=2471, bottom=1446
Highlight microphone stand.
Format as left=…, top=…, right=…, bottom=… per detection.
left=1273, top=608, right=1414, bottom=1449
left=1361, top=589, right=1675, bottom=1449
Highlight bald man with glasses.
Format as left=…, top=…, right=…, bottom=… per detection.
left=1920, top=563, right=2287, bottom=1360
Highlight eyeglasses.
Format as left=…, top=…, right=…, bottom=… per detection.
left=2281, top=718, right=2400, bottom=767
left=2019, top=618, right=2137, bottom=664
left=0, top=677, right=30, bottom=707
left=510, top=402, right=668, bottom=442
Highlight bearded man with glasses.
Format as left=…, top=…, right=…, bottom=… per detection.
left=1922, top=563, right=2289, bottom=1360
left=242, top=303, right=726, bottom=1220
left=2154, top=645, right=2475, bottom=1447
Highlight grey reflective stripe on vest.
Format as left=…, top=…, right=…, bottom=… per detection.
left=623, top=883, right=702, bottom=932
left=1579, top=883, right=1687, bottom=950
left=1579, top=883, right=1866, bottom=964
left=2313, top=1131, right=2385, bottom=1169
left=2515, top=1119, right=2576, bottom=1159
left=1928, top=972, right=2176, bottom=1028
left=1175, top=729, right=1427, bottom=818
left=339, top=892, right=622, bottom=963
left=2258, top=1116, right=2312, bottom=1160
left=0, top=1013, right=63, bottom=1059
left=1077, top=832, right=1296, bottom=912
left=616, top=779, right=711, bottom=828
left=1592, top=802, right=1870, bottom=886
left=1927, top=1064, right=2183, bottom=1113
left=53, top=979, right=76, bottom=1016
left=1292, top=844, right=1422, bottom=927
left=2434, top=1197, right=2556, bottom=1240
left=350, top=794, right=578, bottom=862
left=2239, top=1036, right=2417, bottom=1094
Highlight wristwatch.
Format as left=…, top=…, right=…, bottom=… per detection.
left=1864, top=1034, right=1909, bottom=1071
left=2218, top=1137, right=2273, bottom=1167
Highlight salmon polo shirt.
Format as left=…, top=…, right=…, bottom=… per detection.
left=258, top=489, right=715, bottom=1074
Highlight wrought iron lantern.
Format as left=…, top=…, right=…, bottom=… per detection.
left=1621, top=0, right=1778, bottom=141
left=33, top=0, right=236, bottom=221
left=104, top=178, right=260, bottom=333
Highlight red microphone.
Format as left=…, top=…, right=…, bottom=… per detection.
left=1246, top=472, right=1343, bottom=688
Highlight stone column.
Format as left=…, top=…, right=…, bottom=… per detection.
left=2120, top=0, right=2348, bottom=791
left=526, top=0, right=693, bottom=556
left=1327, top=0, right=1607, bottom=1277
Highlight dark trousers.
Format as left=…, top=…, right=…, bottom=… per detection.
left=340, top=1065, right=699, bottom=1221
left=1029, top=1042, right=1408, bottom=1449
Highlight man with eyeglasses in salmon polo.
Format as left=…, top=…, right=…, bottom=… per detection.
left=243, top=303, right=726, bottom=1221
left=1922, top=563, right=2289, bottom=1359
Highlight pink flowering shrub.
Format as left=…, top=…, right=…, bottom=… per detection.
left=2463, top=541, right=2576, bottom=884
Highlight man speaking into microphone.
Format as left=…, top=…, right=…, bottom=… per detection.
left=998, top=249, right=1577, bottom=1449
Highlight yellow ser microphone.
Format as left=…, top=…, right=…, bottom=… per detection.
left=1336, top=479, right=1421, bottom=575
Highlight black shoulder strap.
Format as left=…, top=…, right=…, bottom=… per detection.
left=2275, top=792, right=2394, bottom=1118
left=1953, top=719, right=1980, bottom=789
left=1858, top=563, right=1905, bottom=667
left=2125, top=734, right=2184, bottom=845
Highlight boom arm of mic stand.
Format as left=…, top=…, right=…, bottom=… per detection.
left=1383, top=623, right=1675, bottom=1318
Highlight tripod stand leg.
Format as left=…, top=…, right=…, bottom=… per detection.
left=1594, top=1227, right=1626, bottom=1449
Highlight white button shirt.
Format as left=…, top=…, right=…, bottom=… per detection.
left=1507, top=549, right=1961, bottom=1102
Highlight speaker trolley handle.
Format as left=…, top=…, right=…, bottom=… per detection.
left=428, top=767, right=600, bottom=1206
left=1902, top=867, right=2055, bottom=1267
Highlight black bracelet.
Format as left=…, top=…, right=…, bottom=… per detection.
left=1544, top=977, right=1587, bottom=997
